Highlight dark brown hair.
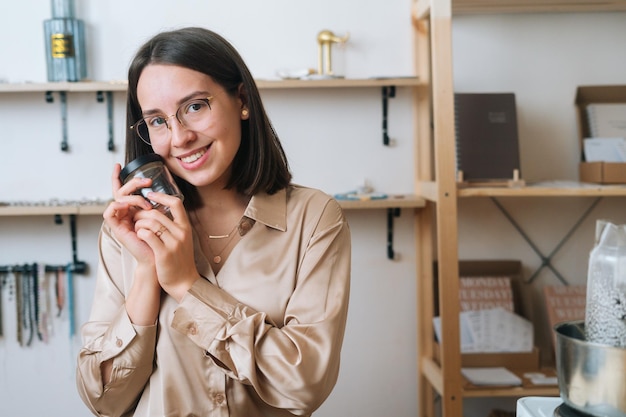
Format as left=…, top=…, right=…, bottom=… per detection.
left=125, top=27, right=292, bottom=209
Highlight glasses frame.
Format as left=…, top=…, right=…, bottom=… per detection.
left=130, top=96, right=214, bottom=145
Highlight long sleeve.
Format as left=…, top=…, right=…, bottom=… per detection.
left=76, top=225, right=157, bottom=417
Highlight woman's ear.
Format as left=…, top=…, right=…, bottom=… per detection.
left=238, top=83, right=249, bottom=120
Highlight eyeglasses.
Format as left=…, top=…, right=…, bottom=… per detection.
left=131, top=96, right=214, bottom=145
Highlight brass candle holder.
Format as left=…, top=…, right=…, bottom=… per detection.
left=316, top=30, right=349, bottom=78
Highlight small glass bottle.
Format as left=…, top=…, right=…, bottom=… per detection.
left=43, top=0, right=87, bottom=82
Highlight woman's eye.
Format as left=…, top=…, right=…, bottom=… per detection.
left=148, top=116, right=167, bottom=128
left=186, top=101, right=208, bottom=114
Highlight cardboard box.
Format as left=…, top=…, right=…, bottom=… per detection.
left=575, top=85, right=626, bottom=183
left=433, top=260, right=539, bottom=370
left=434, top=260, right=527, bottom=317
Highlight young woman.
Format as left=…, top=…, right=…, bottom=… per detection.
left=76, top=27, right=351, bottom=417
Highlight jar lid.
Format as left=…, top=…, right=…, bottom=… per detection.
left=119, top=153, right=164, bottom=182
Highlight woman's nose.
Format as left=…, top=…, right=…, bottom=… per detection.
left=169, top=118, right=196, bottom=147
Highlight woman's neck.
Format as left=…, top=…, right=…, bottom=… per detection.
left=194, top=186, right=250, bottom=238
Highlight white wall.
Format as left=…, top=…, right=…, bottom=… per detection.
left=0, top=2, right=625, bottom=417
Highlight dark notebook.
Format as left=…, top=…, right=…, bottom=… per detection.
left=454, top=93, right=521, bottom=181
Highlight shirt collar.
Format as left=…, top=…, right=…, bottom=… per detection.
left=244, top=188, right=287, bottom=232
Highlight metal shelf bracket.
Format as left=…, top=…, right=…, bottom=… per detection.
left=382, top=85, right=396, bottom=146
left=387, top=207, right=401, bottom=260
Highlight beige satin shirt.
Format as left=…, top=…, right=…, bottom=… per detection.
left=76, top=185, right=351, bottom=417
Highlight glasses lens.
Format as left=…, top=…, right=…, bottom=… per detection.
left=178, top=99, right=212, bottom=131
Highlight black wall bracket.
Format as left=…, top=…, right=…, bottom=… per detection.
left=382, top=85, right=396, bottom=146
left=387, top=207, right=401, bottom=260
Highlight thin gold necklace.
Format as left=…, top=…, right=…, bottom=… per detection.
left=207, top=230, right=238, bottom=264
left=208, top=222, right=239, bottom=239
left=193, top=211, right=241, bottom=264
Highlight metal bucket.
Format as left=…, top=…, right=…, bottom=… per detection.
left=555, top=321, right=626, bottom=417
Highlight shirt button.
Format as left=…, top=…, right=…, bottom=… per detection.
left=115, top=338, right=123, bottom=347
left=239, top=219, right=253, bottom=235
left=188, top=323, right=198, bottom=335
left=214, top=393, right=225, bottom=404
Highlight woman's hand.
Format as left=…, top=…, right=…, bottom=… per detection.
left=133, top=191, right=200, bottom=302
left=104, top=163, right=162, bottom=325
left=103, top=163, right=155, bottom=264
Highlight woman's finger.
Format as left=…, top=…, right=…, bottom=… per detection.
left=145, top=192, right=185, bottom=221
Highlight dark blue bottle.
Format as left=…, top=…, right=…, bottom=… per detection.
left=43, top=0, right=87, bottom=82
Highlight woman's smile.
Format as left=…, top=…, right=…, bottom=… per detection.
left=176, top=145, right=211, bottom=169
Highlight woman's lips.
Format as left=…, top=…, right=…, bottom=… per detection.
left=176, top=145, right=210, bottom=169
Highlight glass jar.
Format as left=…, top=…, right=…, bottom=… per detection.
left=119, top=154, right=183, bottom=217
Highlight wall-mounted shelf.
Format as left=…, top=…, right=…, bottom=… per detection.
left=256, top=77, right=422, bottom=89
left=0, top=77, right=421, bottom=94
left=0, top=81, right=128, bottom=93
left=336, top=194, right=425, bottom=209
left=0, top=195, right=424, bottom=217
left=0, top=204, right=108, bottom=216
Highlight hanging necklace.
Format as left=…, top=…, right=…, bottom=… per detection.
left=207, top=230, right=238, bottom=264
left=193, top=211, right=242, bottom=264
left=207, top=222, right=239, bottom=239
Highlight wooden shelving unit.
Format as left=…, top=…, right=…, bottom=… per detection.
left=412, top=1, right=626, bottom=416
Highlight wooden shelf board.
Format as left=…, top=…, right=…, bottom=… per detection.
left=0, top=205, right=81, bottom=216
left=0, top=81, right=128, bottom=93
left=256, top=77, right=422, bottom=89
left=453, top=0, right=626, bottom=14
left=423, top=356, right=560, bottom=398
left=0, top=197, right=423, bottom=217
left=415, top=0, right=626, bottom=19
left=462, top=384, right=560, bottom=398
left=457, top=183, right=626, bottom=197
left=77, top=205, right=109, bottom=216
left=0, top=77, right=421, bottom=94
left=337, top=194, right=425, bottom=210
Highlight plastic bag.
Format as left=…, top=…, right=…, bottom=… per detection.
left=585, top=220, right=626, bottom=347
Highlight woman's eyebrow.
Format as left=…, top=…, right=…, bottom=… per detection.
left=141, top=91, right=212, bottom=116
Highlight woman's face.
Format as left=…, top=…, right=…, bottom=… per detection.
left=136, top=64, right=248, bottom=190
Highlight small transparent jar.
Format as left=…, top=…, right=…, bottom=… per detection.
left=585, top=220, right=626, bottom=347
left=119, top=154, right=183, bottom=217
